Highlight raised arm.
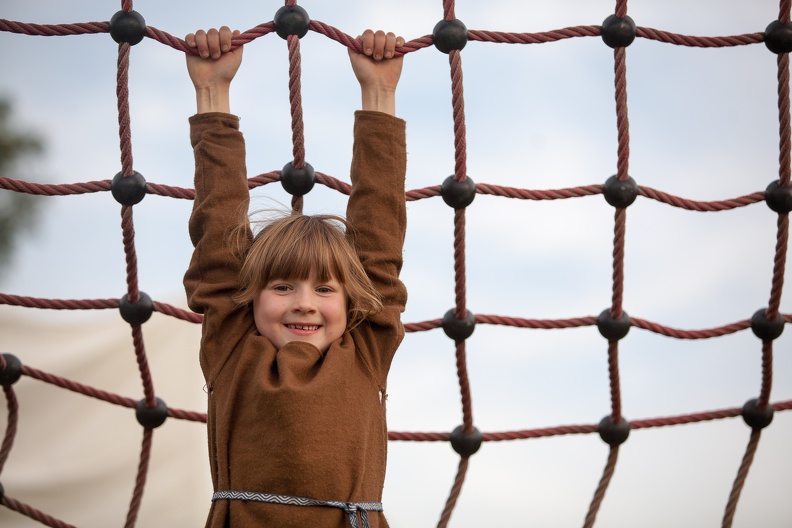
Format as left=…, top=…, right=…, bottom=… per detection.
left=346, top=31, right=408, bottom=347
left=348, top=29, right=405, bottom=116
left=185, top=26, right=243, bottom=114
left=183, top=28, right=251, bottom=382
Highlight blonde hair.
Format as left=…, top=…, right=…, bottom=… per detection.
left=233, top=212, right=382, bottom=330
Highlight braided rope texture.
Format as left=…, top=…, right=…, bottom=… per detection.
left=1, top=1, right=791, bottom=527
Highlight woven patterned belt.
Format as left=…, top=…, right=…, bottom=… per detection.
left=212, top=490, right=384, bottom=528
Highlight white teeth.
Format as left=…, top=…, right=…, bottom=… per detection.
left=287, top=324, right=319, bottom=331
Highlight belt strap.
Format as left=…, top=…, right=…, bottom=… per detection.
left=212, top=490, right=383, bottom=528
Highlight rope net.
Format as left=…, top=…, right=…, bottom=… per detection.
left=1, top=0, right=791, bottom=526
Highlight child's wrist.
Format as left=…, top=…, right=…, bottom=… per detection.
left=195, top=85, right=231, bottom=114
left=360, top=86, right=396, bottom=115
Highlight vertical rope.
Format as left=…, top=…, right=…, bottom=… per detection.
left=287, top=33, right=306, bottom=214
left=0, top=385, right=18, bottom=473
left=436, top=457, right=469, bottom=528
left=614, top=47, right=630, bottom=182
left=132, top=325, right=156, bottom=407
left=124, top=428, right=154, bottom=528
left=610, top=209, right=626, bottom=319
left=117, top=43, right=134, bottom=179
left=582, top=446, right=620, bottom=528
left=721, top=430, right=762, bottom=528
left=455, top=341, right=475, bottom=431
left=781, top=0, right=791, bottom=24
left=607, top=342, right=623, bottom=421
left=452, top=209, right=467, bottom=317
left=121, top=205, right=140, bottom=303
left=443, top=0, right=456, bottom=20
left=614, top=0, right=628, bottom=18
left=449, top=51, right=467, bottom=184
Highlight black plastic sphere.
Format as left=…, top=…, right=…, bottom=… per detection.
left=750, top=308, right=785, bottom=341
left=120, top=292, right=154, bottom=326
left=765, top=20, right=792, bottom=54
left=433, top=19, right=468, bottom=53
left=440, top=175, right=476, bottom=209
left=274, top=5, right=311, bottom=40
left=442, top=308, right=476, bottom=341
left=597, top=309, right=631, bottom=341
left=111, top=171, right=147, bottom=205
left=601, top=15, right=637, bottom=48
left=765, top=180, right=792, bottom=214
left=450, top=425, right=482, bottom=456
left=280, top=162, right=316, bottom=196
left=742, top=398, right=774, bottom=430
left=136, top=397, right=168, bottom=429
left=598, top=415, right=631, bottom=446
left=602, top=175, right=638, bottom=208
left=109, top=10, right=147, bottom=45
left=0, top=353, right=22, bottom=386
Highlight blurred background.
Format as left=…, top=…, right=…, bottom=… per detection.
left=1, top=1, right=790, bottom=526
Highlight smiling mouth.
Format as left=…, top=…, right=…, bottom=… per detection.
left=285, top=324, right=320, bottom=331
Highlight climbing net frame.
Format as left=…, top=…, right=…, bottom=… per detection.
left=1, top=0, right=791, bottom=526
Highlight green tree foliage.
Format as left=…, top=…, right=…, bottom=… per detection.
left=0, top=98, right=44, bottom=273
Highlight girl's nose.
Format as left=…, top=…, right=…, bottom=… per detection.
left=292, top=287, right=316, bottom=312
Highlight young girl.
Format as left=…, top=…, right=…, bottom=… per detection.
left=183, top=27, right=407, bottom=528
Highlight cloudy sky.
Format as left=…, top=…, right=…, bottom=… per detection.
left=1, top=1, right=791, bottom=527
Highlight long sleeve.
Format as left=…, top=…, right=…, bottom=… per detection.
left=183, top=112, right=254, bottom=385
left=346, top=110, right=408, bottom=380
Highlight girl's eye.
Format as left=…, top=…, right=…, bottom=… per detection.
left=272, top=284, right=290, bottom=292
left=316, top=286, right=333, bottom=294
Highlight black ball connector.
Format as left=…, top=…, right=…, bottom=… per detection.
left=111, top=171, right=147, bottom=205
left=120, top=292, right=154, bottom=326
left=765, top=20, right=792, bottom=54
left=602, top=175, right=638, bottom=208
left=765, top=180, right=792, bottom=214
left=109, top=10, right=147, bottom=46
left=601, top=15, right=637, bottom=49
left=598, top=415, right=630, bottom=446
left=440, top=175, right=476, bottom=209
left=450, top=425, right=482, bottom=456
left=280, top=162, right=316, bottom=196
left=0, top=353, right=22, bottom=386
left=597, top=309, right=631, bottom=341
left=274, top=5, right=311, bottom=40
left=442, top=308, right=476, bottom=341
left=742, top=398, right=774, bottom=430
left=433, top=19, right=468, bottom=54
left=135, top=397, right=168, bottom=429
left=750, top=308, right=785, bottom=341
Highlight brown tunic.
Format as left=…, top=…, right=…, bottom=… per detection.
left=184, top=111, right=407, bottom=528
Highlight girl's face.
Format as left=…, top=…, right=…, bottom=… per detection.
left=253, top=272, right=347, bottom=354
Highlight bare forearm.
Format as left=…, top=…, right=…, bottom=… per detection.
left=360, top=86, right=396, bottom=116
left=195, top=85, right=232, bottom=114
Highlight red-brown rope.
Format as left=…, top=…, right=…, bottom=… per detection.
left=436, top=457, right=468, bottom=528
left=721, top=430, right=762, bottom=528
left=0, top=385, right=17, bottom=473
left=583, top=446, right=620, bottom=528
left=124, top=429, right=153, bottom=528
